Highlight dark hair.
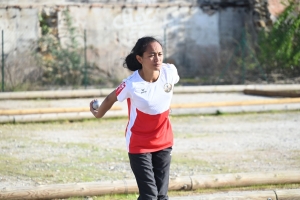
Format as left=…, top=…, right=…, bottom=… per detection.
left=123, top=36, right=163, bottom=71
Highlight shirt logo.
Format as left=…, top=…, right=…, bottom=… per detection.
left=164, top=83, right=172, bottom=93
left=141, top=89, right=147, bottom=94
left=116, top=82, right=126, bottom=96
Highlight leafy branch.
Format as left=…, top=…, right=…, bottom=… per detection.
left=258, top=0, right=300, bottom=77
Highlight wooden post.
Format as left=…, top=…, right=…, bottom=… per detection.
left=2, top=98, right=300, bottom=116
left=193, top=171, right=300, bottom=189
left=0, top=180, right=138, bottom=200
left=244, top=89, right=300, bottom=97
left=0, top=106, right=122, bottom=115
left=0, top=111, right=127, bottom=124
left=0, top=171, right=299, bottom=200
left=1, top=85, right=300, bottom=100
left=276, top=189, right=300, bottom=200
left=172, top=190, right=277, bottom=199
left=169, top=171, right=300, bottom=190
left=0, top=89, right=112, bottom=100
left=170, top=97, right=300, bottom=109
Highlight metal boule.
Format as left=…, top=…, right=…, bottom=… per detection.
left=92, top=100, right=100, bottom=110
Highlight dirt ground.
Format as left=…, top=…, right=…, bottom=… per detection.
left=0, top=111, right=299, bottom=190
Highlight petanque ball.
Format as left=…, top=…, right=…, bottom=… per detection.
left=92, top=100, right=100, bottom=110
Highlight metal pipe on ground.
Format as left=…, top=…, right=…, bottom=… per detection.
left=0, top=171, right=299, bottom=200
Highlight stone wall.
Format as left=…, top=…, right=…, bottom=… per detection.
left=0, top=8, right=39, bottom=52
left=0, top=1, right=266, bottom=82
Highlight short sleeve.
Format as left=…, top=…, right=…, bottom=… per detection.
left=115, top=80, right=130, bottom=102
left=168, top=64, right=180, bottom=84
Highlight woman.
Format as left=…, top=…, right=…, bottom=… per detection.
left=90, top=36, right=180, bottom=200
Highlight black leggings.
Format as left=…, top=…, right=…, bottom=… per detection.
left=128, top=147, right=172, bottom=200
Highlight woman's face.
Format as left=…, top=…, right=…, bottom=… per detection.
left=136, top=41, right=163, bottom=71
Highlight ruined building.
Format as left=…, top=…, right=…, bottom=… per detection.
left=0, top=0, right=286, bottom=84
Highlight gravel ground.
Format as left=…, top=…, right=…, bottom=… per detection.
left=0, top=111, right=299, bottom=190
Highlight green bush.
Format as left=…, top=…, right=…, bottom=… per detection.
left=258, top=0, right=300, bottom=77
left=37, top=10, right=86, bottom=86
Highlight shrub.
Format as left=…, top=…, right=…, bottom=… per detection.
left=258, top=0, right=300, bottom=77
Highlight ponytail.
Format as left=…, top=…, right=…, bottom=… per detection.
left=123, top=52, right=142, bottom=71
left=123, top=36, right=162, bottom=71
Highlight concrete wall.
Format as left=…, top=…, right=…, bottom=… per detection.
left=63, top=5, right=221, bottom=78
left=0, top=2, right=249, bottom=81
left=0, top=8, right=39, bottom=53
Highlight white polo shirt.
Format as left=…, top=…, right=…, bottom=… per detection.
left=116, top=63, right=180, bottom=153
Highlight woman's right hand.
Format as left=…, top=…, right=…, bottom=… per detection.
left=90, top=99, right=98, bottom=115
left=90, top=90, right=118, bottom=118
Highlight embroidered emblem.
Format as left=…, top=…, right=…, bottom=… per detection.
left=141, top=89, right=147, bottom=94
left=164, top=83, right=172, bottom=93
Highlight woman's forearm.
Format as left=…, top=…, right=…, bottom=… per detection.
left=90, top=90, right=117, bottom=118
